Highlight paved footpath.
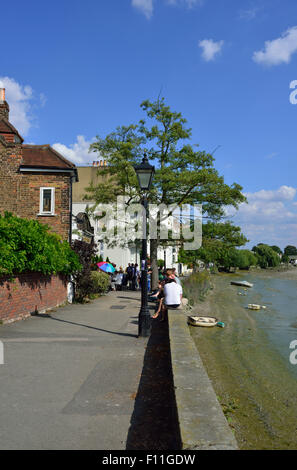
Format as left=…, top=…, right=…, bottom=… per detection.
left=0, top=291, right=156, bottom=450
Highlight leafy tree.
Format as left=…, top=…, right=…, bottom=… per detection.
left=230, top=249, right=257, bottom=269
left=284, top=245, right=297, bottom=256
left=179, top=221, right=248, bottom=269
left=87, top=98, right=246, bottom=289
left=91, top=253, right=104, bottom=271
left=92, top=254, right=103, bottom=264
left=71, top=240, right=97, bottom=302
left=252, top=244, right=281, bottom=269
left=270, top=245, right=282, bottom=255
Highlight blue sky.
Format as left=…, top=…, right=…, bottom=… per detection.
left=1, top=0, right=297, bottom=249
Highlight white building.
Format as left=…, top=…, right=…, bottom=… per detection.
left=72, top=164, right=185, bottom=273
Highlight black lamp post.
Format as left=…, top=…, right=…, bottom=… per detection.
left=133, top=154, right=155, bottom=337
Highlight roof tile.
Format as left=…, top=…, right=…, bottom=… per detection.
left=0, top=118, right=24, bottom=142
left=21, top=145, right=76, bottom=169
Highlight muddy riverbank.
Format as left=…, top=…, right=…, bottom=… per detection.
left=188, top=271, right=297, bottom=450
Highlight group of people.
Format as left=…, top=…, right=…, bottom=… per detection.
left=109, top=264, right=141, bottom=291
left=150, top=268, right=183, bottom=322
left=108, top=264, right=183, bottom=322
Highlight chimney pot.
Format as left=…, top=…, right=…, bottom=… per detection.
left=0, top=88, right=9, bottom=120
left=0, top=88, right=5, bottom=102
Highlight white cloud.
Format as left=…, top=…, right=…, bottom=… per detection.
left=239, top=7, right=259, bottom=20
left=131, top=0, right=154, bottom=19
left=132, top=0, right=204, bottom=19
left=0, top=76, right=35, bottom=136
left=167, top=0, right=204, bottom=7
left=225, top=186, right=297, bottom=248
left=198, top=39, right=224, bottom=61
left=236, top=200, right=294, bottom=221
left=245, top=185, right=296, bottom=202
left=265, top=152, right=278, bottom=160
left=186, top=0, right=204, bottom=5
left=240, top=223, right=297, bottom=249
left=39, top=93, right=47, bottom=108
left=52, top=135, right=96, bottom=166
left=253, top=26, right=297, bottom=66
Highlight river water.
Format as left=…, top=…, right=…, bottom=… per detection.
left=190, top=270, right=297, bottom=449
left=236, top=273, right=297, bottom=380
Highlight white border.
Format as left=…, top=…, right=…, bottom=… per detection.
left=39, top=187, right=55, bottom=216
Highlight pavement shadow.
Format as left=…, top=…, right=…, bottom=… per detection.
left=125, top=318, right=182, bottom=450
left=33, top=313, right=137, bottom=338
left=117, top=296, right=142, bottom=301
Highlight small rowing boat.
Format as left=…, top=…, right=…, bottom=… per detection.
left=248, top=304, right=261, bottom=310
left=231, top=280, right=253, bottom=288
left=187, top=316, right=218, bottom=327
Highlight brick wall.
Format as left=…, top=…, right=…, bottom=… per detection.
left=0, top=139, right=71, bottom=240
left=19, top=173, right=71, bottom=240
left=0, top=139, right=23, bottom=215
left=0, top=101, right=9, bottom=120
left=0, top=273, right=68, bottom=324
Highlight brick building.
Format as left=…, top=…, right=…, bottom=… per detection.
left=0, top=88, right=78, bottom=241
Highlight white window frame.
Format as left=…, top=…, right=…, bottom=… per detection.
left=39, top=187, right=55, bottom=216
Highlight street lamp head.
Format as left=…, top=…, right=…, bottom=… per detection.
left=133, top=153, right=155, bottom=191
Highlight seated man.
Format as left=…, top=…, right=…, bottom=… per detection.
left=152, top=278, right=182, bottom=321
left=150, top=280, right=163, bottom=298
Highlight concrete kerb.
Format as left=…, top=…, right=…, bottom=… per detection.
left=168, top=309, right=238, bottom=450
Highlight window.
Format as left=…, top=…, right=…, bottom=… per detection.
left=40, top=187, right=55, bottom=215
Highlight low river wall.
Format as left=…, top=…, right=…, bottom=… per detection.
left=168, top=309, right=238, bottom=450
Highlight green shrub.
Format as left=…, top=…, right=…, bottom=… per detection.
left=90, top=271, right=110, bottom=294
left=183, top=270, right=212, bottom=303
left=0, top=212, right=81, bottom=276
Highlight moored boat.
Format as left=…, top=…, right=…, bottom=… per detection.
left=187, top=315, right=218, bottom=327
left=248, top=304, right=261, bottom=310
left=231, top=280, right=253, bottom=288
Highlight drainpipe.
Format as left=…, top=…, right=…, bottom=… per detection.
left=69, top=172, right=77, bottom=245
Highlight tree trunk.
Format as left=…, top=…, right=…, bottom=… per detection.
left=150, top=238, right=159, bottom=291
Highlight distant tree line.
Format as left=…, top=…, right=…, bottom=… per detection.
left=179, top=225, right=297, bottom=271
left=252, top=244, right=297, bottom=267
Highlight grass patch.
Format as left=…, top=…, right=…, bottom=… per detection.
left=182, top=270, right=213, bottom=304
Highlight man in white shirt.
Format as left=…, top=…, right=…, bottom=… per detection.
left=164, top=279, right=182, bottom=307
left=152, top=278, right=182, bottom=322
